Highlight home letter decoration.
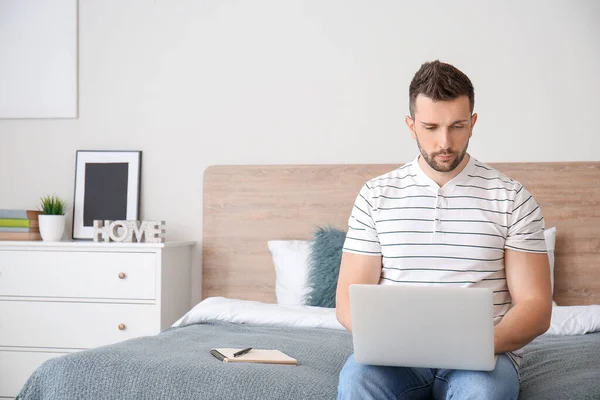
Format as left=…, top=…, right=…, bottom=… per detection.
left=108, top=220, right=129, bottom=242
left=93, top=220, right=166, bottom=243
left=93, top=220, right=109, bottom=242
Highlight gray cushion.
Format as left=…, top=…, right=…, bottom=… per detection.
left=304, top=226, right=346, bottom=308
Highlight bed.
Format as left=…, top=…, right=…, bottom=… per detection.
left=17, top=162, right=600, bottom=399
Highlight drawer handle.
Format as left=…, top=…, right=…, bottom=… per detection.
left=118, top=323, right=126, bottom=331
left=118, top=272, right=127, bottom=279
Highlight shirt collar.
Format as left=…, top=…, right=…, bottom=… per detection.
left=410, top=153, right=476, bottom=191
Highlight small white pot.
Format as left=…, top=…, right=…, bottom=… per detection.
left=38, top=215, right=66, bottom=241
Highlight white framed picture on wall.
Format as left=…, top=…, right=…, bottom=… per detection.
left=0, top=0, right=78, bottom=118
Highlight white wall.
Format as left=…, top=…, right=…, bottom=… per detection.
left=1, top=0, right=598, bottom=306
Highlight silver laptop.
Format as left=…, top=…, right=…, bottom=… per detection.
left=349, top=284, right=497, bottom=371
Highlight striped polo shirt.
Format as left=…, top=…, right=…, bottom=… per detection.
left=343, top=153, right=547, bottom=369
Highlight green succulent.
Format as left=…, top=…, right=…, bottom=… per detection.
left=39, top=195, right=68, bottom=215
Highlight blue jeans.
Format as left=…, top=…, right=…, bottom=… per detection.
left=337, top=354, right=519, bottom=400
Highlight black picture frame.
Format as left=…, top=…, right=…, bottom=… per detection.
left=72, top=150, right=142, bottom=240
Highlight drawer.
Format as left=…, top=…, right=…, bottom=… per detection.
left=0, top=301, right=159, bottom=349
left=0, top=350, right=69, bottom=398
left=0, top=251, right=156, bottom=300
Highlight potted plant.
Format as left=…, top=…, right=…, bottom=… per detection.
left=38, top=195, right=68, bottom=241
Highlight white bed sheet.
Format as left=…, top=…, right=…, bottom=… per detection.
left=173, top=297, right=600, bottom=336
left=172, top=296, right=344, bottom=330
left=546, top=304, right=600, bottom=335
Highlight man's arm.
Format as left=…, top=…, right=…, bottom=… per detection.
left=335, top=252, right=382, bottom=332
left=494, top=249, right=552, bottom=354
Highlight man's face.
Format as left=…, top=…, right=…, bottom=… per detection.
left=406, top=95, right=477, bottom=172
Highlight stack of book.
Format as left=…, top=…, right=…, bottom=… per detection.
left=0, top=210, right=43, bottom=241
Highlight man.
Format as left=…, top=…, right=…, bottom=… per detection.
left=335, top=60, right=552, bottom=400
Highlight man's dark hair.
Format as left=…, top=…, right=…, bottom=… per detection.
left=409, top=60, right=474, bottom=118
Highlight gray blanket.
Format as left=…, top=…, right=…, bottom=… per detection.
left=17, top=322, right=600, bottom=400
left=519, top=332, right=600, bottom=400
left=18, top=321, right=354, bottom=400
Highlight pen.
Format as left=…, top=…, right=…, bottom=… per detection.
left=233, top=347, right=252, bottom=358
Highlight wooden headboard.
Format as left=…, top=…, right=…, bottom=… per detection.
left=203, top=162, right=600, bottom=306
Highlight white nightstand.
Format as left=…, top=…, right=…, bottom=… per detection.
left=0, top=240, right=195, bottom=399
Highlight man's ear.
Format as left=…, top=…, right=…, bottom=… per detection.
left=405, top=115, right=417, bottom=140
left=470, top=113, right=478, bottom=138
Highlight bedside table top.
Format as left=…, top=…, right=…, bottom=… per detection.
left=0, top=240, right=196, bottom=249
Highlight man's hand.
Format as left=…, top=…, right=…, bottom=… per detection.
left=494, top=249, right=552, bottom=353
left=335, top=252, right=382, bottom=332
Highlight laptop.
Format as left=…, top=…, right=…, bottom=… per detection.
left=349, top=284, right=497, bottom=371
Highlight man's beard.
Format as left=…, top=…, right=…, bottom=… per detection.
left=416, top=135, right=469, bottom=173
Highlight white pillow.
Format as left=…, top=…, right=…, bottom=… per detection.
left=267, top=240, right=311, bottom=305
left=545, top=305, right=600, bottom=335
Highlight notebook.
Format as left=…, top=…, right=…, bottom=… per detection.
left=210, top=348, right=297, bottom=365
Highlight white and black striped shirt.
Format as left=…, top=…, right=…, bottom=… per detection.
left=343, top=154, right=547, bottom=369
